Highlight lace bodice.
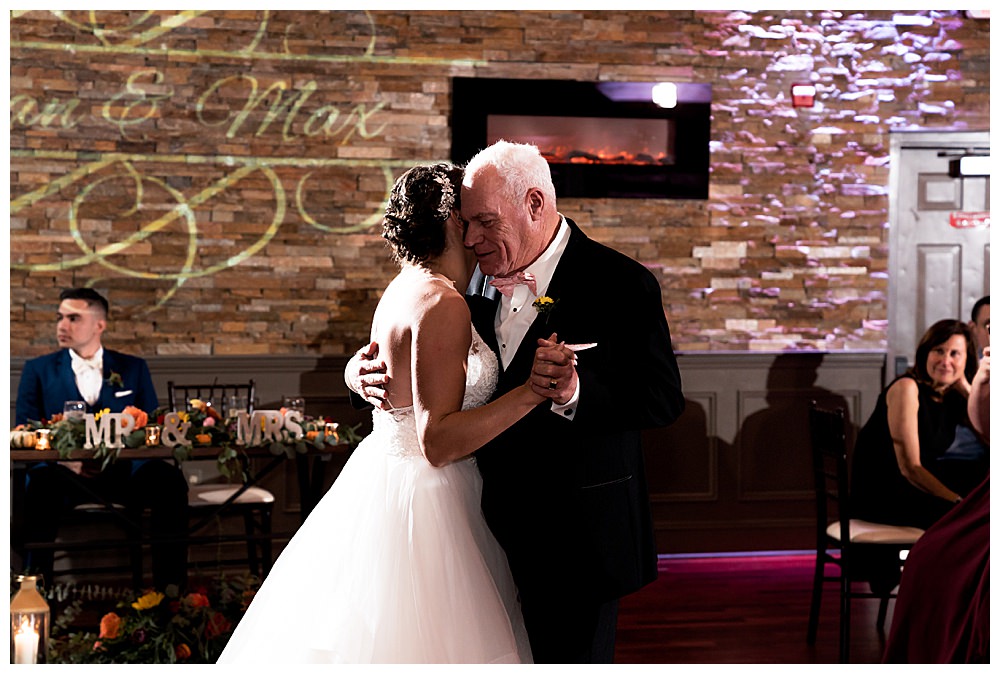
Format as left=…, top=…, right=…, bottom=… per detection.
left=371, top=324, right=498, bottom=459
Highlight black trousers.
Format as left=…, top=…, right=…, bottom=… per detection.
left=519, top=591, right=619, bottom=664
left=23, top=459, right=189, bottom=589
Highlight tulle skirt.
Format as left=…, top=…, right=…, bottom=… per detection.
left=217, top=432, right=531, bottom=664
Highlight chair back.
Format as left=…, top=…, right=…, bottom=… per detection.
left=809, top=401, right=850, bottom=545
left=166, top=380, right=255, bottom=417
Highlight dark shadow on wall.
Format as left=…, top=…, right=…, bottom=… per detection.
left=642, top=396, right=728, bottom=500
left=734, top=353, right=856, bottom=495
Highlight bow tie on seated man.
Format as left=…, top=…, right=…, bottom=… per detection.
left=489, top=270, right=537, bottom=297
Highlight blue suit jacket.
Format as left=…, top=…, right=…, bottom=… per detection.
left=15, top=349, right=158, bottom=425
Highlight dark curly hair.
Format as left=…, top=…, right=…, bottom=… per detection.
left=382, top=163, right=463, bottom=264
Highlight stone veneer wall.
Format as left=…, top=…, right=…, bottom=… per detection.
left=10, top=10, right=990, bottom=358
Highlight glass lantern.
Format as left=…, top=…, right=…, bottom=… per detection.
left=10, top=575, right=49, bottom=664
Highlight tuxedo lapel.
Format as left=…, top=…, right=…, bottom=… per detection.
left=95, top=350, right=117, bottom=410
left=55, top=350, right=85, bottom=406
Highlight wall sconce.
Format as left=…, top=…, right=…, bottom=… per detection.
left=948, top=155, right=991, bottom=178
left=791, top=83, right=816, bottom=108
left=651, top=82, right=677, bottom=109
left=10, top=575, right=50, bottom=664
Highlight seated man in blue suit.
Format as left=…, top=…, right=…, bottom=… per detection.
left=15, top=287, right=188, bottom=590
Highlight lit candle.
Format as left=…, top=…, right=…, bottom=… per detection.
left=34, top=429, right=51, bottom=451
left=144, top=426, right=161, bottom=446
left=13, top=621, right=39, bottom=664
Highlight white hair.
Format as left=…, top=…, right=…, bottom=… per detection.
left=463, top=140, right=557, bottom=206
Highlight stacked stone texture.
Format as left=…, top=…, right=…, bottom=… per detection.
left=9, top=10, right=990, bottom=356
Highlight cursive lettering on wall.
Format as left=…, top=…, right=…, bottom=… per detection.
left=195, top=75, right=387, bottom=143
left=10, top=94, right=84, bottom=129
left=102, top=69, right=174, bottom=138
left=12, top=68, right=388, bottom=146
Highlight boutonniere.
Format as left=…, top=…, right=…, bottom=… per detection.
left=532, top=296, right=558, bottom=323
left=105, top=371, right=123, bottom=388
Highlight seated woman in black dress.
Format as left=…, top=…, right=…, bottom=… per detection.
left=851, top=319, right=983, bottom=530
left=882, top=346, right=989, bottom=663
left=849, top=320, right=984, bottom=594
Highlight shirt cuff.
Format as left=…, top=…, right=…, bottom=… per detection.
left=550, top=379, right=580, bottom=419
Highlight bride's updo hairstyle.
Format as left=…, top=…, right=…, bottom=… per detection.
left=382, top=162, right=463, bottom=264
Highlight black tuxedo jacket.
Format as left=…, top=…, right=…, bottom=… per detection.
left=15, top=348, right=159, bottom=425
left=468, top=218, right=684, bottom=604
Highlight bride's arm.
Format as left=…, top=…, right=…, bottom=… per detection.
left=413, top=293, right=544, bottom=467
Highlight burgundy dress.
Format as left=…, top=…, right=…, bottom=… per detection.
left=882, top=475, right=989, bottom=663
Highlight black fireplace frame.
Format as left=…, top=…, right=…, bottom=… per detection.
left=450, top=77, right=711, bottom=200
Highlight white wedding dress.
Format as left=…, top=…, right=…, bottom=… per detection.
left=217, top=325, right=532, bottom=664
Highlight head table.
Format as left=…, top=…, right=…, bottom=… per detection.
left=9, top=440, right=353, bottom=581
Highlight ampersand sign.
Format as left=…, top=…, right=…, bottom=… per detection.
left=161, top=412, right=192, bottom=448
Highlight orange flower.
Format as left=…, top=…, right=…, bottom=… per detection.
left=123, top=406, right=148, bottom=430
left=184, top=592, right=210, bottom=609
left=195, top=433, right=212, bottom=445
left=305, top=430, right=320, bottom=441
left=175, top=643, right=192, bottom=660
left=205, top=612, right=231, bottom=639
left=99, top=612, right=121, bottom=640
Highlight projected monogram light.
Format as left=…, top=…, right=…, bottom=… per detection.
left=10, top=10, right=482, bottom=311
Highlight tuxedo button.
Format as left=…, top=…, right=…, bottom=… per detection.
left=564, top=409, right=573, bottom=417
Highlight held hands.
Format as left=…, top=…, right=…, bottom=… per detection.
left=346, top=341, right=392, bottom=410
left=530, top=332, right=578, bottom=404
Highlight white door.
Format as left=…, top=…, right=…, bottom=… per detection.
left=887, top=130, right=990, bottom=383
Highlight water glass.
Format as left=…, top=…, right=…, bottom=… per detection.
left=63, top=400, right=86, bottom=421
left=282, top=396, right=305, bottom=414
left=228, top=394, right=249, bottom=417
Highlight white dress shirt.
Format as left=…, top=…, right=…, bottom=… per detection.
left=69, top=347, right=104, bottom=406
left=494, top=216, right=580, bottom=418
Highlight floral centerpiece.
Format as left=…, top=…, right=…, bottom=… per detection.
left=48, top=575, right=258, bottom=664
left=10, top=400, right=363, bottom=480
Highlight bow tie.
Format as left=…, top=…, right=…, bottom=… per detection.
left=71, top=355, right=102, bottom=374
left=489, top=271, right=537, bottom=297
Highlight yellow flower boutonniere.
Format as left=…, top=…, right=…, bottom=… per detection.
left=532, top=296, right=558, bottom=323
left=105, top=371, right=123, bottom=388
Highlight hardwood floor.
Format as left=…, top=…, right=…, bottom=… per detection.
left=615, top=551, right=892, bottom=664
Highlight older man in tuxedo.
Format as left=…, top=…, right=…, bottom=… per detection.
left=348, top=141, right=684, bottom=663
left=15, top=287, right=188, bottom=589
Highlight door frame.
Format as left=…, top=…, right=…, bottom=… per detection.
left=887, top=128, right=990, bottom=385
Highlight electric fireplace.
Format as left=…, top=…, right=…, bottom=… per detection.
left=451, top=77, right=711, bottom=199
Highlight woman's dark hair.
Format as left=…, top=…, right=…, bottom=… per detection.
left=381, top=163, right=463, bottom=264
left=907, top=319, right=978, bottom=386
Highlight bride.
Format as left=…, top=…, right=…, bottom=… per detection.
left=218, top=163, right=563, bottom=664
